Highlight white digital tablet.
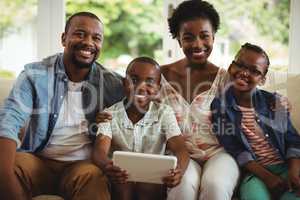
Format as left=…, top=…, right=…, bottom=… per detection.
left=112, top=151, right=177, bottom=184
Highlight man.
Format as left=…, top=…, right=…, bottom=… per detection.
left=0, top=12, right=123, bottom=200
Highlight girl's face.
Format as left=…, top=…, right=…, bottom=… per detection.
left=178, top=18, right=214, bottom=66
left=228, top=49, right=268, bottom=93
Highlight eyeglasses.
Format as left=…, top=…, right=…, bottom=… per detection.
left=231, top=61, right=264, bottom=77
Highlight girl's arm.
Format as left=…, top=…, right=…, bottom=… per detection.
left=245, top=161, right=287, bottom=195
left=288, top=158, right=300, bottom=196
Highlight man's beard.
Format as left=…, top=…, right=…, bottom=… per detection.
left=71, top=43, right=98, bottom=69
left=71, top=53, right=97, bottom=69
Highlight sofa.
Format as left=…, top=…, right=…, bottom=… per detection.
left=0, top=72, right=299, bottom=199
left=262, top=72, right=300, bottom=132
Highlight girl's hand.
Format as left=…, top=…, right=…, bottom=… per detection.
left=96, top=111, right=112, bottom=123
left=288, top=160, right=300, bottom=196
left=104, top=161, right=128, bottom=184
left=264, top=174, right=287, bottom=198
left=264, top=173, right=286, bottom=189
left=162, top=168, right=183, bottom=188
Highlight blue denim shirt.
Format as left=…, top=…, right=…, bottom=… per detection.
left=211, top=87, right=300, bottom=167
left=0, top=53, right=124, bottom=152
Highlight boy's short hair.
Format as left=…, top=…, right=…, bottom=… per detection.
left=65, top=12, right=102, bottom=33
left=126, top=56, right=160, bottom=74
left=236, top=43, right=270, bottom=75
left=168, top=0, right=220, bottom=39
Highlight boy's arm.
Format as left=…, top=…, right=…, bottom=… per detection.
left=164, top=135, right=189, bottom=188
left=93, top=117, right=129, bottom=183
left=92, top=135, right=128, bottom=183
left=161, top=105, right=189, bottom=187
left=92, top=135, right=112, bottom=170
left=166, top=135, right=189, bottom=173
left=0, top=138, right=26, bottom=200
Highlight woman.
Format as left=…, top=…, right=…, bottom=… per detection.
left=160, top=1, right=239, bottom=200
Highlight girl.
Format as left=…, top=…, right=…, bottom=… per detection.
left=211, top=43, right=300, bottom=200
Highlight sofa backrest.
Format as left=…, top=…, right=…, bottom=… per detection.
left=0, top=73, right=299, bottom=132
left=263, top=72, right=300, bottom=132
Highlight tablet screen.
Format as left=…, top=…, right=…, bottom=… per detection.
left=112, top=151, right=177, bottom=184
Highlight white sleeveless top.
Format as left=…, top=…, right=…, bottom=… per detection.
left=160, top=68, right=228, bottom=162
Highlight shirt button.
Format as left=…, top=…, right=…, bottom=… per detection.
left=60, top=95, right=63, bottom=99
left=265, top=134, right=269, bottom=137
left=257, top=119, right=260, bottom=122
left=54, top=114, right=58, bottom=118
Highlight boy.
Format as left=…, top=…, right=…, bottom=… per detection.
left=92, top=57, right=190, bottom=200
left=211, top=43, right=300, bottom=200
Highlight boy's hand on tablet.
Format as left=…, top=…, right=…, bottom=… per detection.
left=104, top=161, right=128, bottom=184
left=96, top=111, right=112, bottom=123
left=162, top=168, right=183, bottom=188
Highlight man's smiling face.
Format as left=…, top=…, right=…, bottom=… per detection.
left=62, top=15, right=103, bottom=69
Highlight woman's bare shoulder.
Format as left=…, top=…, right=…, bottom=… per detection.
left=161, top=59, right=185, bottom=77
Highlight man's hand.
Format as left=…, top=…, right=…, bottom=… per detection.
left=104, top=161, right=128, bottom=184
left=162, top=167, right=183, bottom=188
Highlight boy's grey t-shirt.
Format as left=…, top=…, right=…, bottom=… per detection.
left=97, top=101, right=181, bottom=156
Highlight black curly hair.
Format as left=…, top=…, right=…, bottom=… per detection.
left=65, top=12, right=102, bottom=33
left=168, top=0, right=220, bottom=39
left=235, top=43, right=270, bottom=75
left=240, top=43, right=270, bottom=67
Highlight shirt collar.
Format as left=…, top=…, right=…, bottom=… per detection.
left=224, top=86, right=269, bottom=115
left=119, top=100, right=159, bottom=128
left=55, top=53, right=98, bottom=84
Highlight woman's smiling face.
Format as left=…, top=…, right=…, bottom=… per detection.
left=178, top=17, right=214, bottom=66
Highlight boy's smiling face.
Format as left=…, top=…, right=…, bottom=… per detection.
left=124, top=61, right=161, bottom=111
left=228, top=49, right=268, bottom=92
